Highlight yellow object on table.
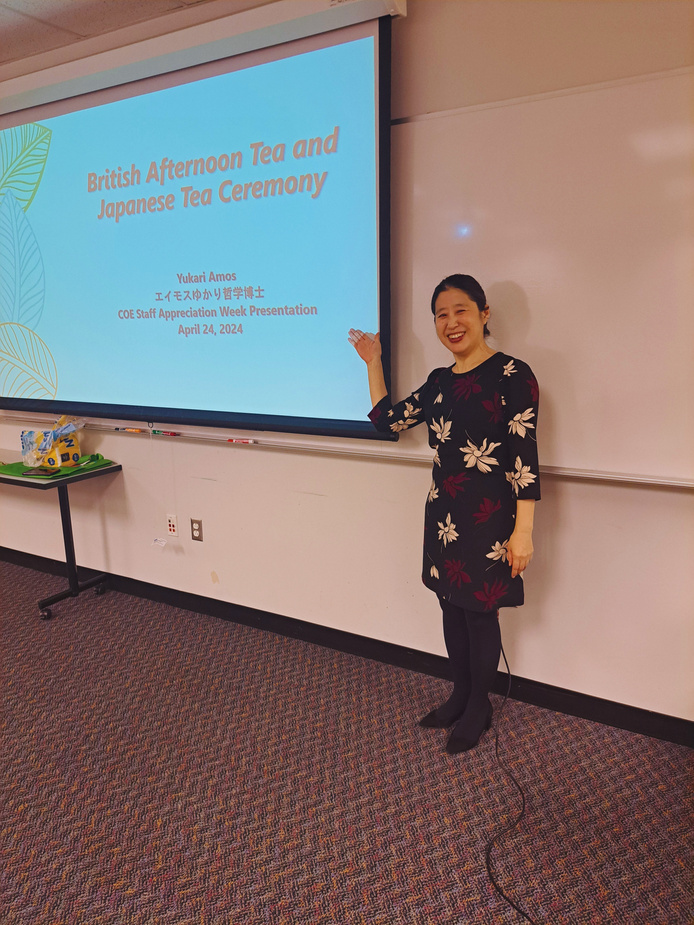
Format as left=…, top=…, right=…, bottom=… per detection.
left=20, top=415, right=83, bottom=468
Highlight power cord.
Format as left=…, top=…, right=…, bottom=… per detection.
left=483, top=638, right=541, bottom=925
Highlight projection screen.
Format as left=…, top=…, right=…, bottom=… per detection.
left=0, top=17, right=392, bottom=440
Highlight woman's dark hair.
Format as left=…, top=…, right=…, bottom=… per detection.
left=431, top=274, right=490, bottom=337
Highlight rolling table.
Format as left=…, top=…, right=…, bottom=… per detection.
left=0, top=461, right=122, bottom=619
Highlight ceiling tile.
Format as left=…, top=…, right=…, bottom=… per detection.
left=0, top=4, right=79, bottom=64
left=1, top=0, right=188, bottom=38
left=0, top=0, right=278, bottom=69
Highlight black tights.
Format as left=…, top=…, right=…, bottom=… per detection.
left=435, top=599, right=502, bottom=736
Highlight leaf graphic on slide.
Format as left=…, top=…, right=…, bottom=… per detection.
left=0, top=190, right=45, bottom=326
left=0, top=323, right=57, bottom=399
left=0, top=123, right=51, bottom=212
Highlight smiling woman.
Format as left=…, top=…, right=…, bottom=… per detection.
left=348, top=273, right=541, bottom=755
left=432, top=276, right=492, bottom=365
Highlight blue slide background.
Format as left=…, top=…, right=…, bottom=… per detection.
left=15, top=37, right=379, bottom=422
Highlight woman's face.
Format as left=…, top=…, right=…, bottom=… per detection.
left=434, top=288, right=489, bottom=358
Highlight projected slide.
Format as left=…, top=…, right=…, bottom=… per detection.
left=0, top=34, right=381, bottom=429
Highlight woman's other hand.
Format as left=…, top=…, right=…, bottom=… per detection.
left=507, top=500, right=535, bottom=578
left=348, top=329, right=381, bottom=364
left=507, top=529, right=534, bottom=579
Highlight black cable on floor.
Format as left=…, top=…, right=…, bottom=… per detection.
left=484, top=638, right=540, bottom=925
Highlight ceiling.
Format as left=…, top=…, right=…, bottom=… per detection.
left=0, top=0, right=274, bottom=68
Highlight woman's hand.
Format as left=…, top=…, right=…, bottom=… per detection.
left=348, top=329, right=387, bottom=406
left=348, top=329, right=381, bottom=365
left=507, top=530, right=534, bottom=578
left=507, top=500, right=535, bottom=578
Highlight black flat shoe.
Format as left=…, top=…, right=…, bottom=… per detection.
left=444, top=704, right=493, bottom=755
left=418, top=708, right=461, bottom=729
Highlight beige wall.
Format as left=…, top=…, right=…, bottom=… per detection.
left=2, top=0, right=693, bottom=720
left=392, top=0, right=694, bottom=118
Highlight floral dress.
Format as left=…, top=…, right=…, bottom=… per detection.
left=368, top=353, right=541, bottom=612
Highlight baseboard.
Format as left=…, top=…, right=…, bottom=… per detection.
left=2, top=546, right=692, bottom=749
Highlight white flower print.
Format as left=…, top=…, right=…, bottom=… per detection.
left=387, top=409, right=394, bottom=417
left=431, top=417, right=452, bottom=443
left=508, top=408, right=535, bottom=438
left=437, top=513, right=458, bottom=547
left=390, top=418, right=414, bottom=432
left=486, top=539, right=509, bottom=562
left=462, top=438, right=501, bottom=473
left=503, top=360, right=517, bottom=377
left=428, top=481, right=439, bottom=503
left=430, top=565, right=439, bottom=579
left=403, top=401, right=421, bottom=419
left=434, top=392, right=443, bottom=404
left=413, top=392, right=420, bottom=400
left=506, top=456, right=537, bottom=495
left=433, top=449, right=441, bottom=467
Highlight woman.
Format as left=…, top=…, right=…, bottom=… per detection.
left=349, top=274, right=540, bottom=754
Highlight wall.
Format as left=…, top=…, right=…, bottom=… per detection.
left=390, top=67, right=693, bottom=479
left=1, top=0, right=693, bottom=720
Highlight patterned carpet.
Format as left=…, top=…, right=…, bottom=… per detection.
left=1, top=561, right=692, bottom=925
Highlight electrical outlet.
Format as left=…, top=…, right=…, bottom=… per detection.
left=191, top=518, right=203, bottom=541
left=166, top=515, right=178, bottom=537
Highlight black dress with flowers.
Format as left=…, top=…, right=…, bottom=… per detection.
left=369, top=353, right=541, bottom=612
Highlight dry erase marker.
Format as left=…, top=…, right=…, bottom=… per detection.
left=114, top=427, right=145, bottom=433
left=228, top=438, right=255, bottom=444
left=152, top=430, right=180, bottom=436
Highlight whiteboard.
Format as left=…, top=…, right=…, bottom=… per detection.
left=390, top=70, right=694, bottom=480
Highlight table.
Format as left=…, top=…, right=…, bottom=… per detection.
left=0, top=462, right=122, bottom=619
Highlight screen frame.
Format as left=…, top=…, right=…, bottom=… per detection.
left=0, top=17, right=395, bottom=442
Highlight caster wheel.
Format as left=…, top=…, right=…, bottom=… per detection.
left=94, top=585, right=105, bottom=596
left=40, top=608, right=52, bottom=620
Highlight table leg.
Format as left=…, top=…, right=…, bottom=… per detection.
left=38, top=484, right=109, bottom=617
left=58, top=484, right=79, bottom=594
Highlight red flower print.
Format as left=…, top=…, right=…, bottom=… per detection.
left=527, top=377, right=539, bottom=403
left=474, top=579, right=509, bottom=610
left=445, top=560, right=472, bottom=588
left=443, top=472, right=470, bottom=498
left=482, top=392, right=504, bottom=423
left=370, top=406, right=382, bottom=422
left=452, top=373, right=482, bottom=401
left=473, top=498, right=501, bottom=525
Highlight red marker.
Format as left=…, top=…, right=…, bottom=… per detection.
left=227, top=438, right=255, bottom=444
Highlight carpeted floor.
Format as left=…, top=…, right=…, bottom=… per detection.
left=1, top=560, right=692, bottom=925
